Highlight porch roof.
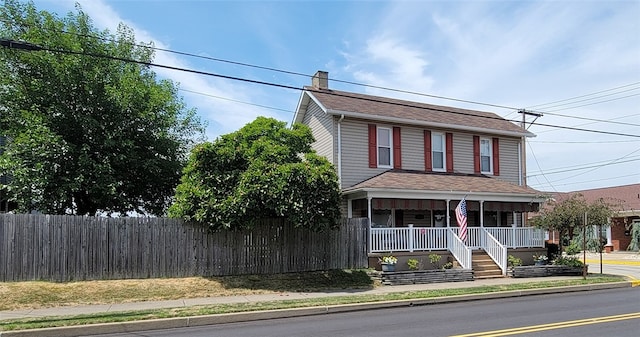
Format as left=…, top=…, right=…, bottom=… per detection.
left=343, top=170, right=548, bottom=203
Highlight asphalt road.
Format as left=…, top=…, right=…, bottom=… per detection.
left=88, top=287, right=640, bottom=337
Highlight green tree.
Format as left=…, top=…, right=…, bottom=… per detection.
left=169, top=117, right=342, bottom=231
left=0, top=0, right=204, bottom=215
left=531, top=193, right=615, bottom=253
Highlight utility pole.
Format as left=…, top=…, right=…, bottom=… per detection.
left=583, top=212, right=588, bottom=280
left=517, top=109, right=543, bottom=187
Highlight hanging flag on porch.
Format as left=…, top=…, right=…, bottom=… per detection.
left=455, top=198, right=468, bottom=242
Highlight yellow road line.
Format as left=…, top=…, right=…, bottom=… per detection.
left=584, top=259, right=640, bottom=266
left=451, top=312, right=640, bottom=337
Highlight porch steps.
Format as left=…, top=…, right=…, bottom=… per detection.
left=472, top=251, right=503, bottom=279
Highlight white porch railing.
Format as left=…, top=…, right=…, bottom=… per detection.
left=370, top=225, right=545, bottom=253
left=485, top=227, right=546, bottom=248
left=447, top=228, right=472, bottom=269
left=481, top=229, right=507, bottom=275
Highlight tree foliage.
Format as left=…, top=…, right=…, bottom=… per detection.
left=0, top=0, right=204, bottom=215
left=169, top=117, right=342, bottom=231
left=531, top=193, right=615, bottom=252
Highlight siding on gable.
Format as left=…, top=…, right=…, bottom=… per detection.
left=302, top=100, right=334, bottom=164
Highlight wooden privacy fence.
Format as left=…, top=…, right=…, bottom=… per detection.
left=0, top=214, right=369, bottom=282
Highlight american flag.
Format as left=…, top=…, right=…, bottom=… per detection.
left=455, top=198, right=468, bottom=242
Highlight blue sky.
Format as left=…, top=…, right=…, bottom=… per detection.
left=29, top=0, right=640, bottom=193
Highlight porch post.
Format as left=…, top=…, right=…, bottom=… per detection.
left=479, top=200, right=484, bottom=227
left=347, top=199, right=353, bottom=218
left=367, top=195, right=373, bottom=254
left=446, top=199, right=451, bottom=227
left=408, top=224, right=414, bottom=252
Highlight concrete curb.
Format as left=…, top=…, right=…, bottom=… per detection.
left=0, top=281, right=633, bottom=337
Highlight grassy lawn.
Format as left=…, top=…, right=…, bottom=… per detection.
left=0, top=269, right=376, bottom=311
left=0, top=272, right=626, bottom=332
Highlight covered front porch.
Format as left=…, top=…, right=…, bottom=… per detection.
left=343, top=171, right=548, bottom=276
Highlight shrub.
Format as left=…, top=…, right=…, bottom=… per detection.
left=507, top=255, right=522, bottom=268
left=428, top=253, right=442, bottom=268
left=554, top=256, right=585, bottom=267
left=565, top=241, right=581, bottom=255
left=407, top=258, right=421, bottom=270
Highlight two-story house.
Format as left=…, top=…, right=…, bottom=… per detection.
left=294, top=71, right=548, bottom=275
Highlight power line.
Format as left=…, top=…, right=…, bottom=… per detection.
left=527, top=142, right=557, bottom=192
left=527, top=81, right=640, bottom=109
left=534, top=113, right=640, bottom=135
left=5, top=21, right=638, bottom=129
left=528, top=149, right=640, bottom=180
left=529, top=173, right=639, bottom=189
left=533, top=86, right=639, bottom=111
left=3, top=39, right=640, bottom=139
left=527, top=156, right=640, bottom=177
left=537, top=104, right=640, bottom=127
left=0, top=20, right=522, bottom=111
left=540, top=93, right=640, bottom=113
left=179, top=88, right=294, bottom=114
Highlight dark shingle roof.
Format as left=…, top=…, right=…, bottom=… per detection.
left=344, top=170, right=542, bottom=196
left=306, top=87, right=530, bottom=136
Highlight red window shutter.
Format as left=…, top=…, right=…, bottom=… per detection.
left=393, top=127, right=402, bottom=169
left=493, top=138, right=500, bottom=176
left=473, top=136, right=480, bottom=174
left=368, top=124, right=377, bottom=168
left=446, top=132, right=454, bottom=173
left=424, top=130, right=432, bottom=171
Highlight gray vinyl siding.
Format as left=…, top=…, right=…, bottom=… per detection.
left=452, top=132, right=520, bottom=184
left=498, top=137, right=520, bottom=184
left=335, top=118, right=523, bottom=188
left=452, top=133, right=474, bottom=174
left=340, top=119, right=387, bottom=187
left=302, top=101, right=334, bottom=164
left=400, top=126, right=424, bottom=171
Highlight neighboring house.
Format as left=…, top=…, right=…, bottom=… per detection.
left=293, top=71, right=548, bottom=276
left=547, top=184, right=640, bottom=251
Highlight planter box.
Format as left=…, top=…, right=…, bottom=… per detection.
left=511, top=265, right=587, bottom=278
left=381, top=269, right=474, bottom=285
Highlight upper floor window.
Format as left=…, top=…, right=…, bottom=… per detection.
left=377, top=127, right=392, bottom=168
left=432, top=132, right=446, bottom=171
left=480, top=138, right=492, bottom=173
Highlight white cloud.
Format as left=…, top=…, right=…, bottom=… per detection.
left=59, top=0, right=283, bottom=140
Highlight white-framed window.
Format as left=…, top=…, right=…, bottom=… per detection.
left=377, top=127, right=392, bottom=168
left=480, top=138, right=492, bottom=173
left=432, top=132, right=446, bottom=171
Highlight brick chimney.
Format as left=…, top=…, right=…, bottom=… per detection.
left=312, top=70, right=328, bottom=89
